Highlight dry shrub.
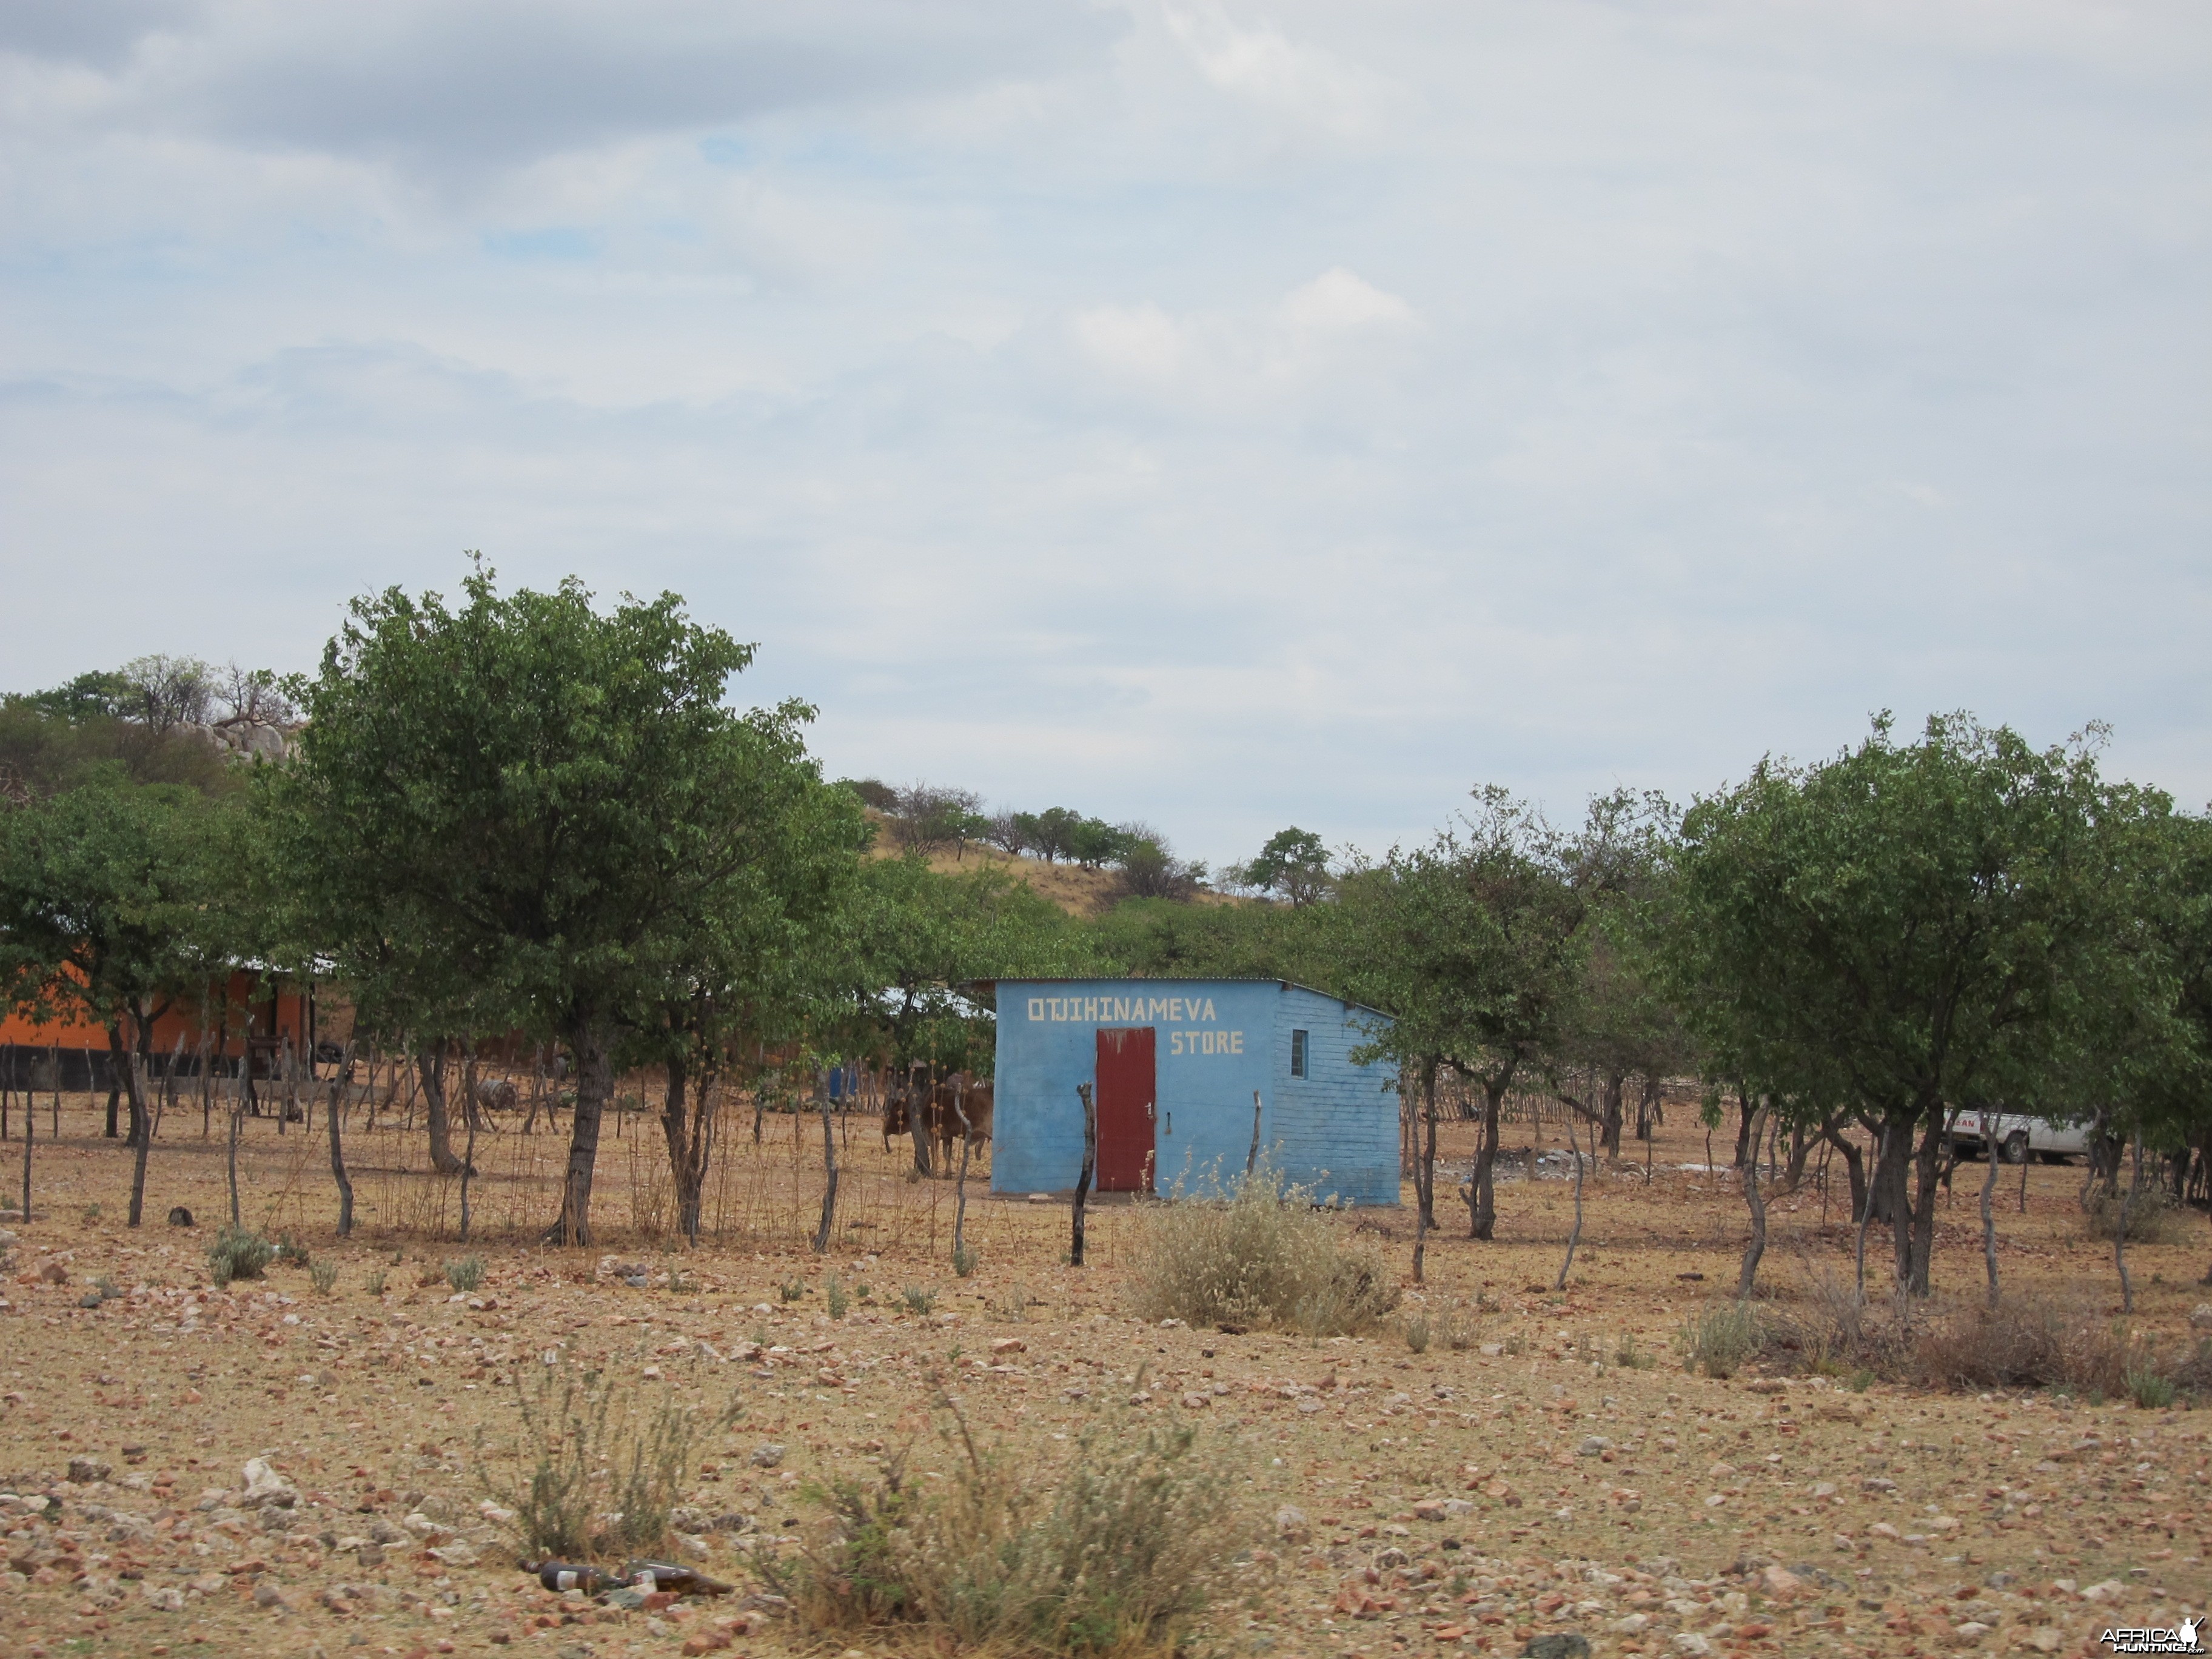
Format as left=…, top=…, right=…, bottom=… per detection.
left=1128, top=1161, right=1399, bottom=1336
left=2083, top=1190, right=2185, bottom=1244
left=779, top=1402, right=1249, bottom=1655
left=627, top=1141, right=674, bottom=1244
left=1908, top=1293, right=2129, bottom=1396
left=478, top=1361, right=740, bottom=1562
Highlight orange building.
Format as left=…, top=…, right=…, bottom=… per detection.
left=0, top=970, right=317, bottom=1090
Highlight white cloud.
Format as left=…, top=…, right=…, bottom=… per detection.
left=1, top=1, right=2207, bottom=861
left=1161, top=3, right=1403, bottom=138
left=1073, top=303, right=1185, bottom=380
left=1278, top=267, right=1413, bottom=332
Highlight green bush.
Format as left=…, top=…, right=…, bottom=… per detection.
left=903, top=1286, right=937, bottom=1316
left=951, top=1242, right=979, bottom=1278
left=444, top=1255, right=485, bottom=1293
left=780, top=1278, right=806, bottom=1302
left=1127, top=1160, right=1399, bottom=1338
left=1677, top=1301, right=1761, bottom=1379
left=782, top=1403, right=1248, bottom=1654
left=1402, top=1313, right=1431, bottom=1354
left=2127, top=1359, right=2177, bottom=1410
left=825, top=1276, right=850, bottom=1320
left=310, top=1260, right=340, bottom=1296
left=363, top=1270, right=388, bottom=1298
left=207, top=1227, right=274, bottom=1288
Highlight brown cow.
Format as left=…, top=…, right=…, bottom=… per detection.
left=882, top=1068, right=993, bottom=1175
left=925, top=1074, right=993, bottom=1171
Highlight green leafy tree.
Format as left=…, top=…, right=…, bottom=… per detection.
left=275, top=565, right=848, bottom=1245
left=1342, top=788, right=1620, bottom=1241
left=5, top=671, right=134, bottom=723
left=1652, top=714, right=2157, bottom=1298
left=1065, top=817, right=1130, bottom=870
left=826, top=855, right=1089, bottom=1172
left=1087, top=894, right=1337, bottom=986
left=1014, top=807, right=1083, bottom=863
left=0, top=780, right=235, bottom=1222
left=1238, top=826, right=1333, bottom=905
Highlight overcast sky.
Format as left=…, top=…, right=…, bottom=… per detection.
left=4, top=1, right=2207, bottom=868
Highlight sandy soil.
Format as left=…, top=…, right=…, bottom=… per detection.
left=1, top=1093, right=2207, bottom=1659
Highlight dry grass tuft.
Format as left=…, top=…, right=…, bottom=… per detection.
left=478, top=1361, right=740, bottom=1562
left=774, top=1399, right=1250, bottom=1655
left=1128, top=1161, right=1399, bottom=1337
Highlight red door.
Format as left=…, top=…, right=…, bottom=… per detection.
left=1094, top=1027, right=1156, bottom=1193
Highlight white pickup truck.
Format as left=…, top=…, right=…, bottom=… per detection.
left=1950, top=1111, right=2089, bottom=1165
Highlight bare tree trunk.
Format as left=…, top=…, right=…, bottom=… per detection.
left=1071, top=1082, right=1096, bottom=1267
left=419, top=1042, right=463, bottom=1175
left=458, top=1088, right=480, bottom=1244
left=1822, top=1116, right=1867, bottom=1223
left=910, top=1064, right=934, bottom=1178
left=1903, top=1111, right=1946, bottom=1297
left=1980, top=1110, right=2003, bottom=1309
left=1557, top=1114, right=1590, bottom=1291
left=1600, top=1068, right=1624, bottom=1158
left=1738, top=1104, right=1769, bottom=1298
left=1854, top=1120, right=1886, bottom=1305
left=951, top=1078, right=972, bottom=1261
left=1731, top=1086, right=1754, bottom=1168
left=1247, top=1088, right=1265, bottom=1179
left=226, top=1067, right=243, bottom=1230
left=1467, top=1076, right=1505, bottom=1239
left=813, top=1090, right=838, bottom=1255
left=2116, top=1133, right=2141, bottom=1314
left=119, top=1019, right=152, bottom=1227
left=19, top=1078, right=32, bottom=1221
left=1413, top=1061, right=1437, bottom=1283
left=329, top=1043, right=356, bottom=1237
left=661, top=1053, right=719, bottom=1246
left=548, top=1030, right=612, bottom=1247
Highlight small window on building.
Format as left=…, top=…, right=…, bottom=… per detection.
left=1290, top=1028, right=1309, bottom=1078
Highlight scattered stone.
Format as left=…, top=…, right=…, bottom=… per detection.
left=240, top=1458, right=297, bottom=1509
left=1520, top=1636, right=1592, bottom=1659
left=66, top=1458, right=112, bottom=1486
left=1759, top=1564, right=1805, bottom=1599
left=141, top=1583, right=186, bottom=1611
left=751, top=1443, right=786, bottom=1469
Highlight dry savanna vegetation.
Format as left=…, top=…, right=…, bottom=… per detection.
left=7, top=586, right=2212, bottom=1659
left=1, top=1086, right=2208, bottom=1659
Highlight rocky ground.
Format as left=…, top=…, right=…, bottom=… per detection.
left=1, top=1098, right=2207, bottom=1658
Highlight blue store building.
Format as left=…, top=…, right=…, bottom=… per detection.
left=987, top=978, right=1399, bottom=1207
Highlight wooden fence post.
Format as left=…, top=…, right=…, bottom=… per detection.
left=1071, top=1082, right=1096, bottom=1268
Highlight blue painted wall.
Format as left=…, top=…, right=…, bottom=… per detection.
left=990, top=979, right=1399, bottom=1206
